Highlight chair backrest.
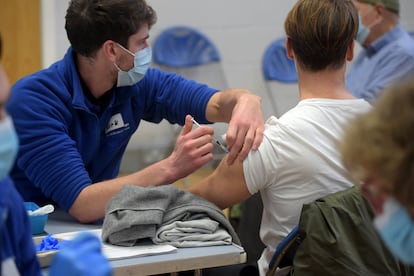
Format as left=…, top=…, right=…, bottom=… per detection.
left=266, top=225, right=301, bottom=276
left=262, top=37, right=300, bottom=118
left=153, top=25, right=220, bottom=67
left=152, top=25, right=227, bottom=91
left=152, top=26, right=228, bottom=166
left=262, top=37, right=297, bottom=83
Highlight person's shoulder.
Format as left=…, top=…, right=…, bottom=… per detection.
left=140, top=67, right=213, bottom=93
left=276, top=99, right=369, bottom=127
left=145, top=67, right=176, bottom=79
left=266, top=108, right=310, bottom=136
left=9, top=59, right=74, bottom=107
left=387, top=27, right=414, bottom=56
left=144, top=67, right=193, bottom=84
left=13, top=47, right=75, bottom=90
left=12, top=59, right=65, bottom=90
left=138, top=67, right=182, bottom=87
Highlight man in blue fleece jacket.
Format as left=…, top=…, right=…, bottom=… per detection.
left=0, top=33, right=112, bottom=276
left=6, top=0, right=264, bottom=223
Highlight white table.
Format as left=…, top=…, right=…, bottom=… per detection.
left=42, top=211, right=246, bottom=276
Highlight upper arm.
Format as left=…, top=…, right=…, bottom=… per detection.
left=143, top=69, right=217, bottom=125
left=188, top=156, right=251, bottom=209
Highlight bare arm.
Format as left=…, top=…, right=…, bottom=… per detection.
left=187, top=153, right=252, bottom=210
left=205, top=89, right=264, bottom=166
left=71, top=87, right=264, bottom=223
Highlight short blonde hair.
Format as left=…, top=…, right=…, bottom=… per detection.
left=340, top=81, right=414, bottom=215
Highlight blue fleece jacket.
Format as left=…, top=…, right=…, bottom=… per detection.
left=0, top=177, right=41, bottom=276
left=6, top=47, right=217, bottom=212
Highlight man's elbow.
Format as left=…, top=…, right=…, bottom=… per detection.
left=69, top=204, right=100, bottom=224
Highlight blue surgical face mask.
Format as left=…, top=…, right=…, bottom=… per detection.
left=0, top=116, right=19, bottom=180
left=356, top=6, right=383, bottom=46
left=356, top=15, right=371, bottom=45
left=115, top=44, right=152, bottom=87
left=374, top=198, right=414, bottom=265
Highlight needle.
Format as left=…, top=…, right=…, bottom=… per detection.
left=191, top=118, right=229, bottom=153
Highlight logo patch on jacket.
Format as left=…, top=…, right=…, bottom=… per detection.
left=105, top=113, right=129, bottom=135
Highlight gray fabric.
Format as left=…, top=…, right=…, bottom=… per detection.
left=102, top=185, right=240, bottom=247
left=155, top=218, right=232, bottom=247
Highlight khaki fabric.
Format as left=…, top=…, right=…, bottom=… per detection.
left=357, top=0, right=399, bottom=13
left=293, top=186, right=412, bottom=276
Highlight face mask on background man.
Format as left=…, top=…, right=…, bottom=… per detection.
left=357, top=15, right=371, bottom=45
left=115, top=45, right=152, bottom=87
left=356, top=6, right=383, bottom=45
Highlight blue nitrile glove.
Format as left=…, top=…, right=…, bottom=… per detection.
left=37, top=234, right=70, bottom=251
left=49, top=231, right=112, bottom=276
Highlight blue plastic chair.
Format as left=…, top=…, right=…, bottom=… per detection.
left=262, top=37, right=298, bottom=83
left=267, top=226, right=301, bottom=276
left=153, top=25, right=221, bottom=68
left=152, top=26, right=227, bottom=90
left=152, top=26, right=228, bottom=172
left=262, top=37, right=300, bottom=118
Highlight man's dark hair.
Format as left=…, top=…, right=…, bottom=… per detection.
left=65, top=0, right=157, bottom=57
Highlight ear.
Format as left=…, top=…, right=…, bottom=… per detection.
left=374, top=3, right=386, bottom=16
left=346, top=40, right=354, bottom=62
left=285, top=37, right=294, bottom=60
left=102, top=40, right=118, bottom=63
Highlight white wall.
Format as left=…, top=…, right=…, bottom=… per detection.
left=39, top=0, right=414, bottom=171
left=41, top=0, right=414, bottom=118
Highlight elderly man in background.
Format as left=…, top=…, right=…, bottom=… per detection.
left=347, top=0, right=414, bottom=103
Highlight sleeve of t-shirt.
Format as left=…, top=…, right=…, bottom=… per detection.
left=243, top=126, right=280, bottom=195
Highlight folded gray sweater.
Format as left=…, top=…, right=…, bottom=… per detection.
left=102, top=185, right=241, bottom=247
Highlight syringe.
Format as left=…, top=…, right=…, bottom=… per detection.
left=191, top=118, right=229, bottom=153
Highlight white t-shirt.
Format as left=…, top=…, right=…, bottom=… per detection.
left=243, top=98, right=371, bottom=276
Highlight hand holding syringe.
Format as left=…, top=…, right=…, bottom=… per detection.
left=191, top=117, right=229, bottom=153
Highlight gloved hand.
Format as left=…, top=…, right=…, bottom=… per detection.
left=49, top=231, right=112, bottom=276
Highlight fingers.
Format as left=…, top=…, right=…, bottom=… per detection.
left=224, top=122, right=239, bottom=165
left=225, top=123, right=264, bottom=166
left=51, top=232, right=112, bottom=276
left=180, top=115, right=194, bottom=136
left=252, top=124, right=265, bottom=150
left=236, top=127, right=255, bottom=161
left=71, top=232, right=102, bottom=252
left=172, top=115, right=215, bottom=174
